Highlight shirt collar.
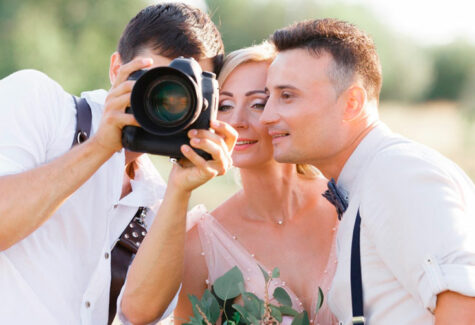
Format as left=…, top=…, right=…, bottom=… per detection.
left=337, top=122, right=393, bottom=198
left=80, top=89, right=108, bottom=113
left=118, top=154, right=167, bottom=208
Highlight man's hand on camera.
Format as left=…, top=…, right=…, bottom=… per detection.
left=91, top=57, right=154, bottom=154
left=168, top=120, right=238, bottom=193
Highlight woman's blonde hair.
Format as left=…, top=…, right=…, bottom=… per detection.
left=218, top=41, right=319, bottom=178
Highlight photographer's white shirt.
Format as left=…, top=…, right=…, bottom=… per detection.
left=0, top=70, right=176, bottom=324
left=327, top=123, right=475, bottom=324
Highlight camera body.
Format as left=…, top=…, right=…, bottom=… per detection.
left=122, top=57, right=218, bottom=159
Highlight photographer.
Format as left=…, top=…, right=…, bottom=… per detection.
left=0, top=3, right=235, bottom=324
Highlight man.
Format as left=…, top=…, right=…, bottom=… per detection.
left=0, top=3, right=235, bottom=324
left=262, top=19, right=475, bottom=324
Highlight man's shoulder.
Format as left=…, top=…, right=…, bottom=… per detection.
left=368, top=138, right=453, bottom=180
left=1, top=69, right=65, bottom=93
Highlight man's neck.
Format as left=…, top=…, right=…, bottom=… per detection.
left=313, top=119, right=380, bottom=182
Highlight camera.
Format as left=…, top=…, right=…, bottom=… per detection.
left=121, top=57, right=218, bottom=159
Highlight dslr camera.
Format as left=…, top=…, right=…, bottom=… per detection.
left=122, top=57, right=218, bottom=159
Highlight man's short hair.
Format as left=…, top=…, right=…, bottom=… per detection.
left=270, top=18, right=382, bottom=100
left=118, top=2, right=224, bottom=73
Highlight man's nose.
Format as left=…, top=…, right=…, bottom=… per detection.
left=259, top=98, right=279, bottom=126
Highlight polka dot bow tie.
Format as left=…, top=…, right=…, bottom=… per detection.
left=322, top=178, right=348, bottom=220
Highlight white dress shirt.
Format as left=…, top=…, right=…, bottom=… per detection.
left=327, top=123, right=475, bottom=324
left=0, top=70, right=175, bottom=324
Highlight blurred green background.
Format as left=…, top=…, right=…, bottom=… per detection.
left=1, top=0, right=474, bottom=210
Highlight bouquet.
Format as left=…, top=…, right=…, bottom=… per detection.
left=184, top=266, right=324, bottom=325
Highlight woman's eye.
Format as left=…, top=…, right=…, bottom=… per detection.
left=251, top=102, right=266, bottom=110
left=218, top=104, right=233, bottom=112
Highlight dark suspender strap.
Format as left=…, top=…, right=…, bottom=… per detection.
left=108, top=207, right=148, bottom=325
left=351, top=210, right=365, bottom=324
left=71, top=96, right=92, bottom=146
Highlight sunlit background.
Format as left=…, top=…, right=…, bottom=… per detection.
left=1, top=0, right=474, bottom=211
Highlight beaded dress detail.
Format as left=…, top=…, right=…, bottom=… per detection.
left=187, top=205, right=338, bottom=325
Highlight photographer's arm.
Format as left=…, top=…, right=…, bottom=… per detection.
left=120, top=121, right=237, bottom=325
left=0, top=58, right=153, bottom=251
left=0, top=139, right=114, bottom=250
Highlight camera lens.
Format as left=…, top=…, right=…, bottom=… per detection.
left=146, top=80, right=191, bottom=124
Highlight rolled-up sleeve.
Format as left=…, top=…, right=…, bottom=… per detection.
left=360, top=146, right=475, bottom=312
left=116, top=283, right=181, bottom=324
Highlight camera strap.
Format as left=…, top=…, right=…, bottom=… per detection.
left=70, top=96, right=148, bottom=323
left=71, top=96, right=92, bottom=146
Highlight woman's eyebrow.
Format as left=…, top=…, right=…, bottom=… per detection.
left=219, top=91, right=233, bottom=97
left=245, top=90, right=267, bottom=96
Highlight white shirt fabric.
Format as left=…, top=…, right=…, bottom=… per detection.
left=0, top=70, right=176, bottom=324
left=327, top=123, right=475, bottom=324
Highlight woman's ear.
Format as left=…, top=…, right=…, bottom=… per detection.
left=342, top=85, right=367, bottom=121
left=109, top=52, right=122, bottom=85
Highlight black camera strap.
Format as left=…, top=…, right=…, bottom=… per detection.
left=71, top=96, right=92, bottom=146
left=71, top=96, right=148, bottom=323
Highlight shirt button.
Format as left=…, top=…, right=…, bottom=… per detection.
left=104, top=252, right=110, bottom=259
left=85, top=301, right=91, bottom=308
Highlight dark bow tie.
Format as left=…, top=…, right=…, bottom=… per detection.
left=322, top=178, right=348, bottom=220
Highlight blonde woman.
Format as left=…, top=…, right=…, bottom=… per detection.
left=174, top=43, right=339, bottom=324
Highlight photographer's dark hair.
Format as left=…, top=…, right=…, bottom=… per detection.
left=271, top=19, right=382, bottom=100
left=118, top=3, right=224, bottom=73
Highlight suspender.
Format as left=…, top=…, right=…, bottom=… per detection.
left=351, top=210, right=365, bottom=324
left=71, top=96, right=148, bottom=324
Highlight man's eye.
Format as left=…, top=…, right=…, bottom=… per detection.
left=218, top=104, right=233, bottom=112
left=281, top=92, right=292, bottom=100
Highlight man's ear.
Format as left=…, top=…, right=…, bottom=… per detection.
left=109, top=52, right=122, bottom=85
left=342, top=85, right=366, bottom=121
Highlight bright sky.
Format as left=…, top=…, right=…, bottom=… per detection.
left=329, top=0, right=475, bottom=44
left=156, top=0, right=475, bottom=45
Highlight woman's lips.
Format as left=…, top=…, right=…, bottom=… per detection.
left=234, top=138, right=258, bottom=151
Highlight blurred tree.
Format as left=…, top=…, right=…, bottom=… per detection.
left=0, top=0, right=147, bottom=94
left=427, top=40, right=475, bottom=101
left=207, top=0, right=434, bottom=102
left=1, top=0, right=473, bottom=103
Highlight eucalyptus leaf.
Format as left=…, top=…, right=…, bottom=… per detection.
left=233, top=303, right=261, bottom=325
left=188, top=294, right=203, bottom=323
left=201, top=289, right=221, bottom=323
left=269, top=304, right=283, bottom=322
left=291, top=311, right=309, bottom=325
left=279, top=305, right=300, bottom=317
left=242, top=292, right=262, bottom=319
left=315, top=287, right=324, bottom=315
left=214, top=266, right=245, bottom=301
left=273, top=287, right=292, bottom=307
left=258, top=264, right=270, bottom=282
left=271, top=267, right=280, bottom=278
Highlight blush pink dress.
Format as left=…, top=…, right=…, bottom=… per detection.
left=187, top=205, right=338, bottom=325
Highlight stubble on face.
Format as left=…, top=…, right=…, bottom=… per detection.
left=264, top=49, right=343, bottom=166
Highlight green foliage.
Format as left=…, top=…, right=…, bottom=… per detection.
left=2, top=0, right=473, bottom=103
left=273, top=287, right=292, bottom=307
left=291, top=311, right=309, bottom=325
left=213, top=266, right=245, bottom=301
left=0, top=0, right=148, bottom=94
left=188, top=266, right=323, bottom=324
left=427, top=41, right=475, bottom=101
left=315, top=287, right=324, bottom=315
